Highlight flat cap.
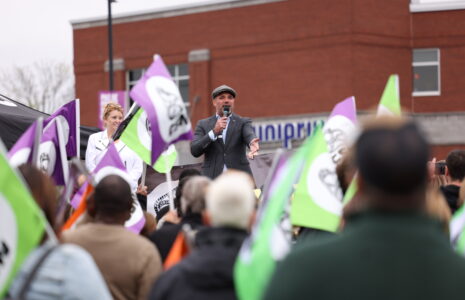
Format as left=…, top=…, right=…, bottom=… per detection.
left=212, top=85, right=236, bottom=99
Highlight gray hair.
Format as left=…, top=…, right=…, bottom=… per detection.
left=181, top=176, right=211, bottom=215
left=206, top=171, right=255, bottom=230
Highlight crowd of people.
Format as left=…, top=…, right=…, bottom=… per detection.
left=6, top=85, right=465, bottom=300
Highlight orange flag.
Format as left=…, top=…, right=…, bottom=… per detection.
left=61, top=183, right=93, bottom=231
left=163, top=231, right=190, bottom=270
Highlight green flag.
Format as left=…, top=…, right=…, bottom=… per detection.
left=234, top=139, right=313, bottom=300
left=377, top=74, right=401, bottom=116
left=291, top=126, right=342, bottom=232
left=0, top=140, right=47, bottom=298
left=153, top=145, right=177, bottom=174
left=344, top=75, right=402, bottom=205
left=120, top=108, right=177, bottom=173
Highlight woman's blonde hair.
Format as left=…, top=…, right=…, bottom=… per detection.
left=102, top=102, right=123, bottom=121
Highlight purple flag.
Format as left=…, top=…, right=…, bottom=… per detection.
left=8, top=120, right=40, bottom=167
left=324, top=96, right=358, bottom=165
left=129, top=55, right=192, bottom=165
left=38, top=119, right=69, bottom=185
left=8, top=99, right=80, bottom=167
left=46, top=99, right=80, bottom=158
left=71, top=143, right=145, bottom=234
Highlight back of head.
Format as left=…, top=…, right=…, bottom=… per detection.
left=174, top=168, right=202, bottom=217
left=206, top=171, right=255, bottom=230
left=94, top=175, right=133, bottom=217
left=181, top=176, right=211, bottom=216
left=446, top=150, right=465, bottom=181
left=18, top=164, right=57, bottom=228
left=355, top=117, right=430, bottom=209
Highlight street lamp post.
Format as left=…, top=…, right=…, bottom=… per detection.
left=107, top=0, right=115, bottom=91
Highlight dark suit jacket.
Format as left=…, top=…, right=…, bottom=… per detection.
left=190, top=114, right=256, bottom=179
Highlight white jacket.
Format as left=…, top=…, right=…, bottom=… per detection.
left=85, top=130, right=143, bottom=192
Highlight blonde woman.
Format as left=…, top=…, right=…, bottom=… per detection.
left=85, top=103, right=143, bottom=192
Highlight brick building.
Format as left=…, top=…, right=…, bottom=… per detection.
left=72, top=0, right=465, bottom=158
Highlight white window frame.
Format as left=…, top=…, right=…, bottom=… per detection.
left=412, top=48, right=441, bottom=97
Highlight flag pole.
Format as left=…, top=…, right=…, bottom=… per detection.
left=31, top=117, right=43, bottom=166
left=141, top=162, right=147, bottom=187
left=165, top=159, right=175, bottom=211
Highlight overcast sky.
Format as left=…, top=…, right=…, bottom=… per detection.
left=0, top=0, right=230, bottom=70
left=0, top=0, right=458, bottom=70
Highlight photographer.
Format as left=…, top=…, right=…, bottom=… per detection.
left=440, top=150, right=465, bottom=214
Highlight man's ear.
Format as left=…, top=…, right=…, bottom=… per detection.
left=202, top=211, right=211, bottom=226
left=445, top=166, right=450, bottom=177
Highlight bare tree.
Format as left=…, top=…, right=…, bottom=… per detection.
left=0, top=61, right=75, bottom=113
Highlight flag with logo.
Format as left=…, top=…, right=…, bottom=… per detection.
left=8, top=99, right=80, bottom=168
left=129, top=55, right=192, bottom=165
left=120, top=107, right=178, bottom=173
left=0, top=139, right=47, bottom=298
left=8, top=119, right=42, bottom=167
left=235, top=144, right=310, bottom=300
left=344, top=75, right=401, bottom=204
left=291, top=97, right=357, bottom=232
left=37, top=119, right=69, bottom=186
left=68, top=143, right=145, bottom=233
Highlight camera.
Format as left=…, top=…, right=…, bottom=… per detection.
left=435, top=161, right=446, bottom=175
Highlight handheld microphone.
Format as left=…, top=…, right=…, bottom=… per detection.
left=223, top=105, right=231, bottom=117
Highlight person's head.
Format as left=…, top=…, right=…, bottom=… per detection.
left=140, top=211, right=157, bottom=237
left=174, top=168, right=201, bottom=217
left=18, top=164, right=58, bottom=229
left=102, top=102, right=124, bottom=134
left=445, top=150, right=465, bottom=182
left=205, top=170, right=255, bottom=230
left=88, top=174, right=133, bottom=224
left=355, top=116, right=430, bottom=211
left=211, top=85, right=236, bottom=117
left=181, top=176, right=211, bottom=216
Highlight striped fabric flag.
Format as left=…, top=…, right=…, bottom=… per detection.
left=37, top=118, right=69, bottom=185
left=8, top=119, right=42, bottom=167
left=66, top=143, right=145, bottom=234
left=120, top=108, right=178, bottom=173
left=291, top=126, right=342, bottom=232
left=291, top=97, right=357, bottom=232
left=129, top=55, right=192, bottom=165
left=235, top=144, right=310, bottom=300
left=0, top=139, right=47, bottom=298
left=8, top=99, right=80, bottom=169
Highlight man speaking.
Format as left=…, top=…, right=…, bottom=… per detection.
left=190, top=85, right=259, bottom=179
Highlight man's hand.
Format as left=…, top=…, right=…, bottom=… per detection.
left=213, top=117, right=228, bottom=136
left=137, top=184, right=148, bottom=196
left=247, top=138, right=260, bottom=159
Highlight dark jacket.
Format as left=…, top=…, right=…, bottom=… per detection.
left=149, top=214, right=203, bottom=262
left=149, top=227, right=247, bottom=300
left=264, top=210, right=465, bottom=300
left=440, top=184, right=460, bottom=214
left=190, top=114, right=256, bottom=179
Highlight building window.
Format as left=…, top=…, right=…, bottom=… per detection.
left=126, top=63, right=190, bottom=107
left=412, top=48, right=440, bottom=96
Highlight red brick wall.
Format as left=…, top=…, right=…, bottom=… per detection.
left=74, top=0, right=464, bottom=128
left=412, top=9, right=465, bottom=112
